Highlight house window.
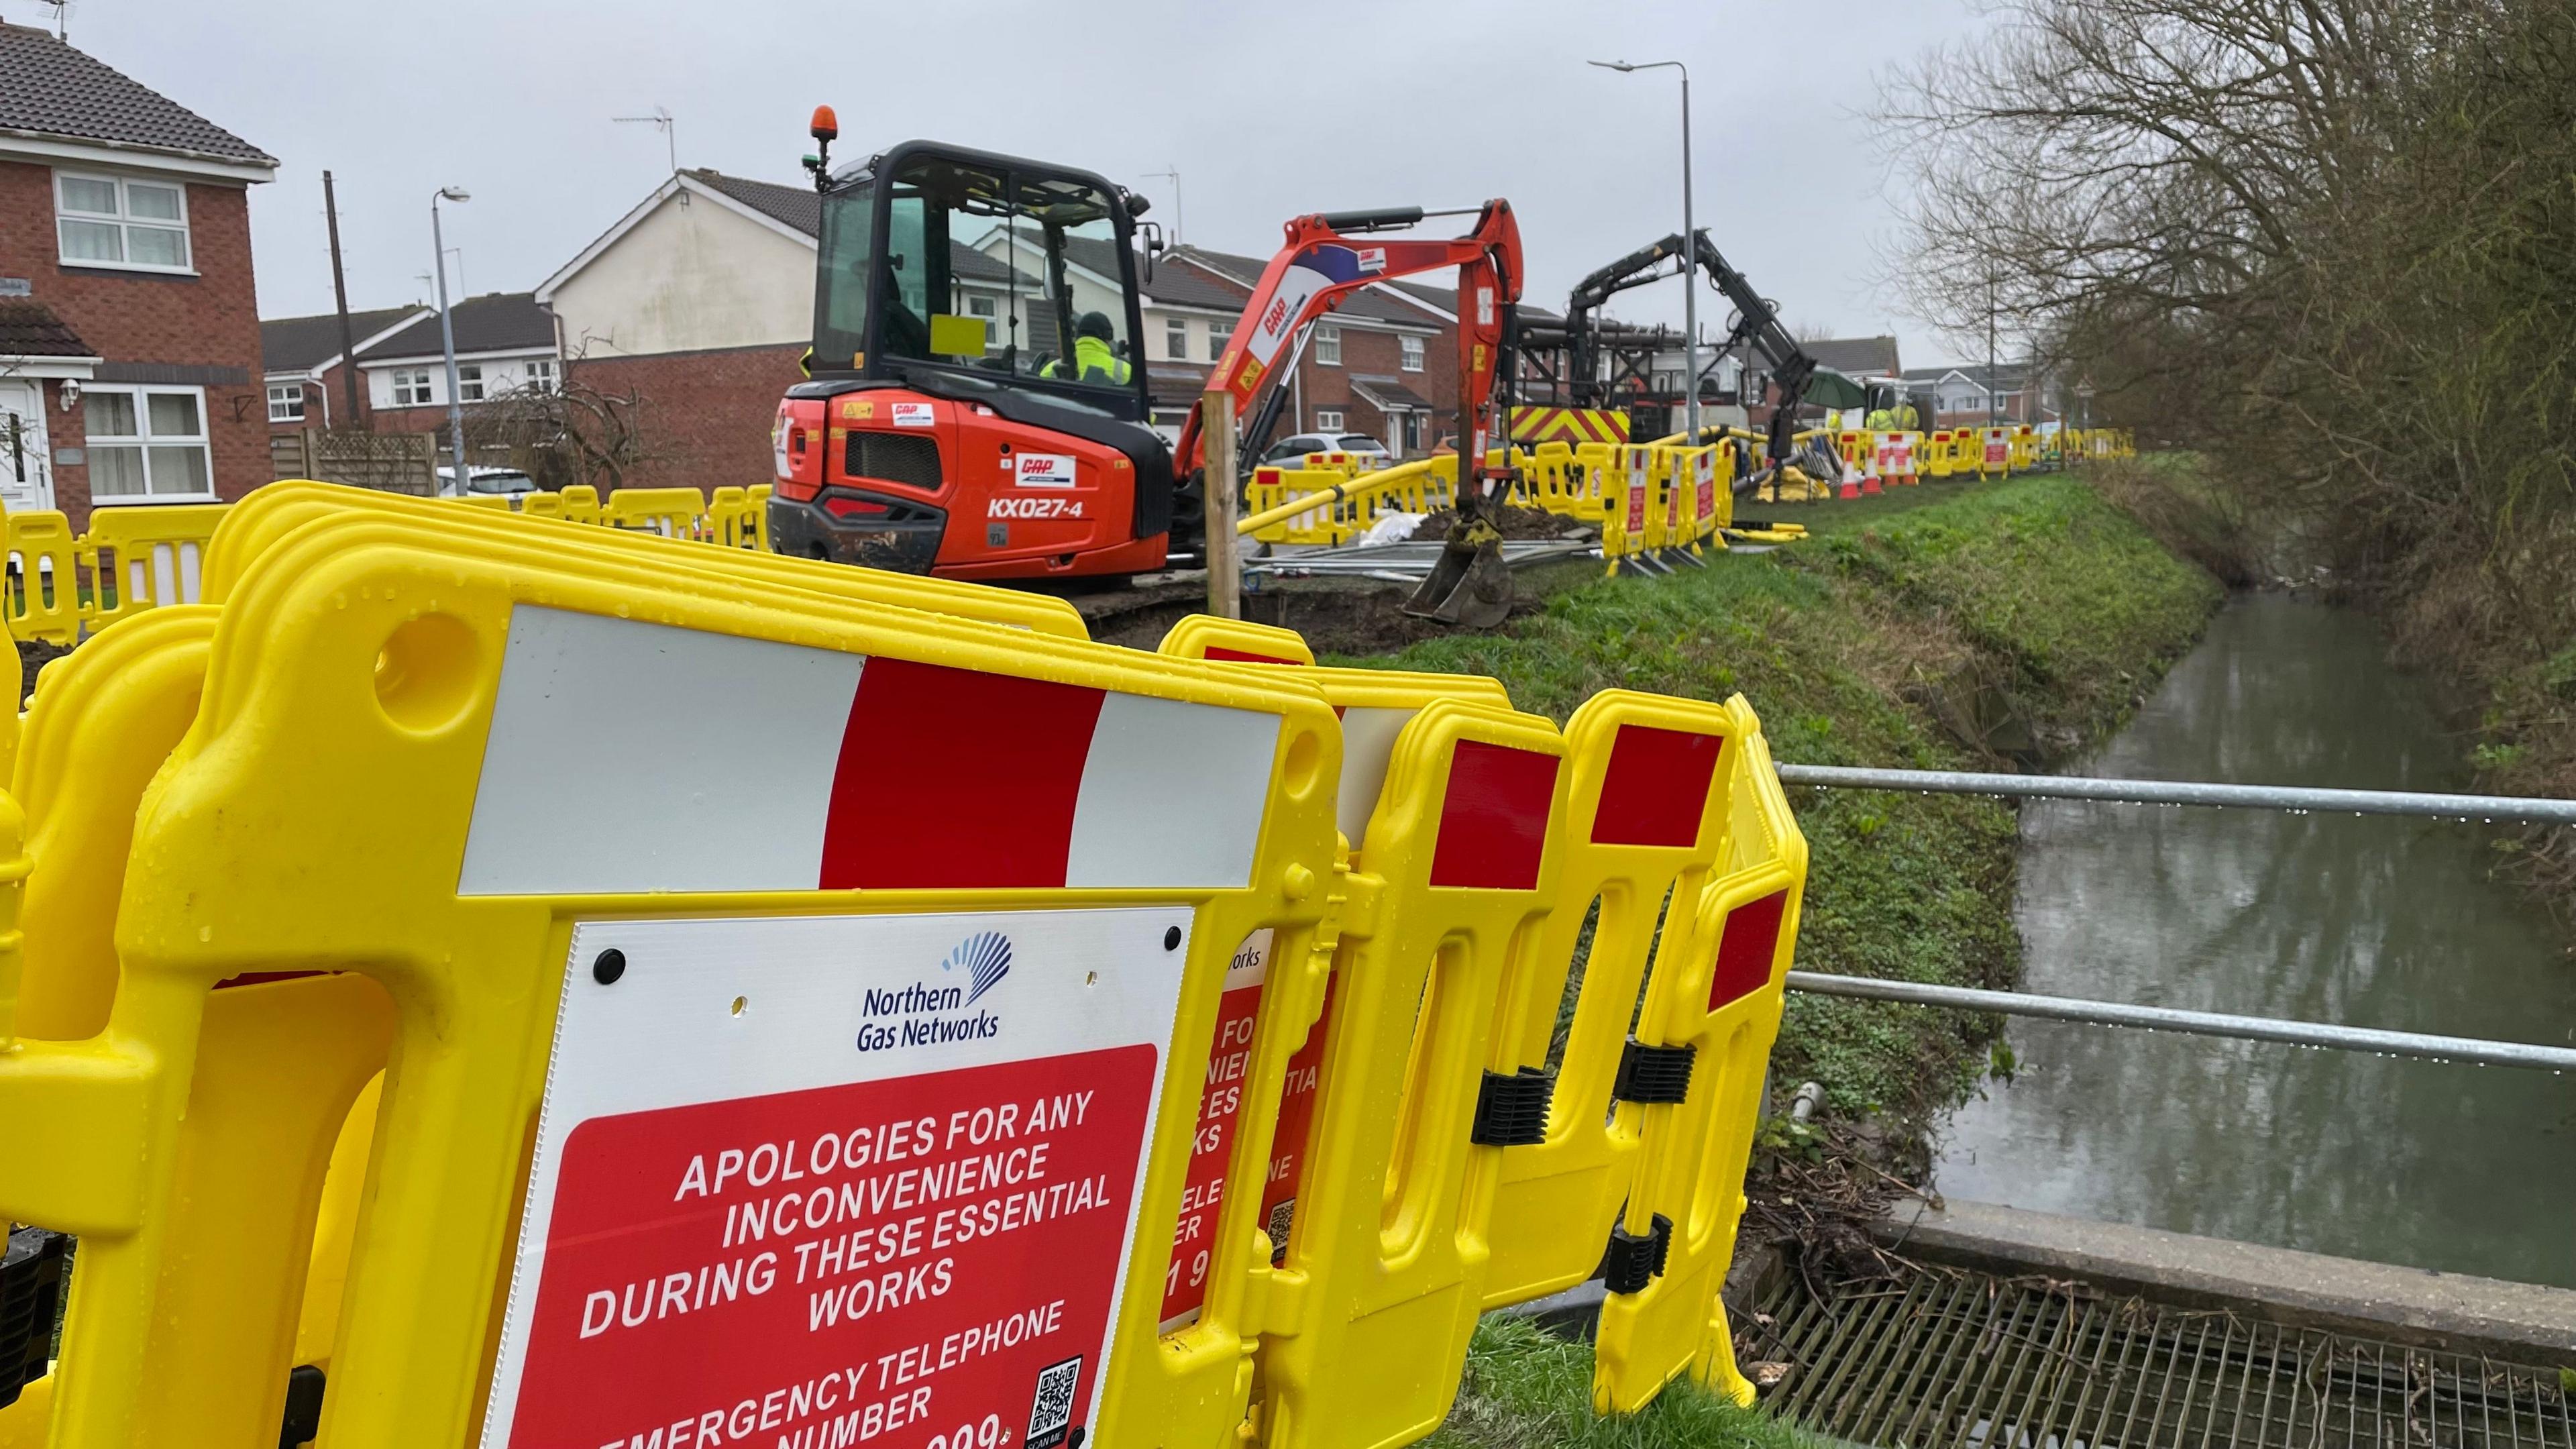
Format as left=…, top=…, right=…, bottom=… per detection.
left=1400, top=335, right=1424, bottom=372
left=966, top=295, right=1000, bottom=345
left=1167, top=318, right=1189, bottom=360
left=1207, top=320, right=1232, bottom=361
left=392, top=369, right=435, bottom=407
left=266, top=384, right=305, bottom=423
left=55, top=172, right=192, bottom=272
left=1313, top=409, right=1344, bottom=431
left=84, top=386, right=213, bottom=501
left=525, top=359, right=558, bottom=393
left=1313, top=325, right=1340, bottom=367
left=458, top=364, right=484, bottom=402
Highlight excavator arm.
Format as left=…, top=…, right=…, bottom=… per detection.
left=1562, top=229, right=1831, bottom=476
left=1176, top=201, right=1523, bottom=485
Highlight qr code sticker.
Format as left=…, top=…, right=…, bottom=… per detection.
left=1026, top=1354, right=1082, bottom=1449
left=1265, top=1197, right=1297, bottom=1265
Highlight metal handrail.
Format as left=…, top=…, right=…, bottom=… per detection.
left=1774, top=764, right=2576, bottom=828
left=1786, top=972, right=2576, bottom=1073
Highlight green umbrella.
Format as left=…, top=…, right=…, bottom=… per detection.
left=1800, top=366, right=1868, bottom=410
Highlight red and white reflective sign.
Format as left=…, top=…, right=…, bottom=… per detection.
left=1158, top=929, right=1271, bottom=1331
left=480, top=908, right=1193, bottom=1449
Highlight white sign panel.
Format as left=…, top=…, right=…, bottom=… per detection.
left=481, top=907, right=1193, bottom=1449
left=1013, top=453, right=1077, bottom=488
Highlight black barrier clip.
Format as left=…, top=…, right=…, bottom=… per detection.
left=1469, top=1066, right=1556, bottom=1146
left=278, top=1364, right=327, bottom=1448
left=1611, top=1038, right=1697, bottom=1104
left=1599, top=1213, right=1674, bottom=1295
left=1, top=1227, right=68, bottom=1411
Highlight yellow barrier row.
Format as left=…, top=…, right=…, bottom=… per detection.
left=1587, top=441, right=1731, bottom=570
left=1242, top=455, right=1458, bottom=546
left=490, top=481, right=774, bottom=549
left=0, top=504, right=225, bottom=647
left=0, top=482, right=1809, bottom=1449
left=1, top=486, right=777, bottom=649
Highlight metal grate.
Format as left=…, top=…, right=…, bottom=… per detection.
left=846, top=433, right=942, bottom=491
left=1742, top=1265, right=2576, bottom=1448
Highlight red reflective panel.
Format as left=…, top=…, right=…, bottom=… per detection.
left=1707, top=890, right=1788, bottom=1009
left=1428, top=740, right=1559, bottom=890
left=1591, top=724, right=1723, bottom=847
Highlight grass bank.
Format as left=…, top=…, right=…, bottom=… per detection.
left=1355, top=472, right=2220, bottom=1446
left=1424, top=1318, right=1824, bottom=1449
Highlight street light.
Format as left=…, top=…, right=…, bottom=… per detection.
left=1589, top=57, right=1700, bottom=443
left=431, top=186, right=471, bottom=495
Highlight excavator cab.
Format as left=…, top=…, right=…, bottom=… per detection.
left=775, top=134, right=1185, bottom=579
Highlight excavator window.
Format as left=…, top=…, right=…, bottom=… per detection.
left=812, top=152, right=1138, bottom=396
left=815, top=182, right=876, bottom=370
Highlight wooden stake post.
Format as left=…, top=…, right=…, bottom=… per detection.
left=1202, top=389, right=1241, bottom=620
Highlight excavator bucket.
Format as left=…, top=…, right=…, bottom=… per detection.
left=1403, top=511, right=1514, bottom=628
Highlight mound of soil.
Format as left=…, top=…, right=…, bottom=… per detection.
left=1413, top=503, right=1592, bottom=542
left=18, top=638, right=70, bottom=705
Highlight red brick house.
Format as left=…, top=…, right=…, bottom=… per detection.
left=0, top=22, right=276, bottom=527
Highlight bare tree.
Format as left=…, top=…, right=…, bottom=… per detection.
left=466, top=378, right=672, bottom=493
left=1880, top=0, right=2576, bottom=891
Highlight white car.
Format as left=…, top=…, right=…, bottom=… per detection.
left=1260, top=433, right=1395, bottom=466
left=437, top=466, right=540, bottom=497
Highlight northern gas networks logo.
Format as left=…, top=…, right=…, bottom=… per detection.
left=854, top=932, right=1010, bottom=1053
left=943, top=930, right=1012, bottom=1006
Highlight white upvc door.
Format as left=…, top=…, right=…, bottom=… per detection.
left=0, top=380, right=54, bottom=513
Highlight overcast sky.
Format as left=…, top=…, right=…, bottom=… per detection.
left=50, top=0, right=1998, bottom=368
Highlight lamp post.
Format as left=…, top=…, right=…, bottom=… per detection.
left=1590, top=57, right=1698, bottom=442
left=431, top=186, right=470, bottom=494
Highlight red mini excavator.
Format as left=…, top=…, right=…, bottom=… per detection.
left=768, top=109, right=1523, bottom=623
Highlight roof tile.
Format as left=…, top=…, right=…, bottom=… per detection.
left=0, top=297, right=93, bottom=358
left=357, top=293, right=557, bottom=362
left=262, top=304, right=429, bottom=372
left=0, top=23, right=273, bottom=166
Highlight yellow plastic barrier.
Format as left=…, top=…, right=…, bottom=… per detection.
left=1245, top=464, right=1360, bottom=545
left=205, top=481, right=1093, bottom=641
left=1242, top=457, right=1459, bottom=548
left=1976, top=425, right=2012, bottom=478
left=1160, top=614, right=1316, bottom=666
left=454, top=494, right=514, bottom=511
left=1508, top=441, right=1610, bottom=528
left=1481, top=692, right=1749, bottom=1320
left=1597, top=702, right=1807, bottom=1412
left=601, top=484, right=710, bottom=537
left=1256, top=700, right=1571, bottom=1449
left=2, top=511, right=80, bottom=648
left=76, top=503, right=222, bottom=629
left=8, top=511, right=1345, bottom=1449
left=1147, top=616, right=1513, bottom=1367
left=557, top=481, right=603, bottom=525
left=518, top=490, right=565, bottom=518
left=704, top=485, right=766, bottom=549
left=0, top=601, right=398, bottom=1448
left=0, top=485, right=1102, bottom=1442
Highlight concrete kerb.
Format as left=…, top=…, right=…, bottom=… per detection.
left=1872, top=1197, right=2576, bottom=1363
